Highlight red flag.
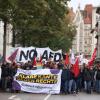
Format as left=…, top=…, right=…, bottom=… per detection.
left=65, top=53, right=70, bottom=65
left=32, top=48, right=37, bottom=66
left=32, top=56, right=36, bottom=66
left=72, top=58, right=80, bottom=77
left=40, top=55, right=42, bottom=64
left=88, top=48, right=97, bottom=67
left=8, top=49, right=18, bottom=62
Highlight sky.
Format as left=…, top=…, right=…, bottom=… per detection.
left=69, top=0, right=100, bottom=12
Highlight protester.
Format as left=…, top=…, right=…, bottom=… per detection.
left=57, top=60, right=64, bottom=69
left=0, top=62, right=17, bottom=92
left=83, top=65, right=92, bottom=94
left=0, top=54, right=99, bottom=95
left=0, top=63, right=1, bottom=80
left=95, top=64, right=100, bottom=93
left=61, top=64, right=70, bottom=94
left=68, top=65, right=75, bottom=94
left=0, top=62, right=2, bottom=89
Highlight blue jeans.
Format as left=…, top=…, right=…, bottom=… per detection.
left=65, top=80, right=69, bottom=93
left=84, top=80, right=91, bottom=93
left=76, top=79, right=82, bottom=92
left=72, top=80, right=76, bottom=92
left=69, top=80, right=76, bottom=93
left=96, top=80, right=100, bottom=93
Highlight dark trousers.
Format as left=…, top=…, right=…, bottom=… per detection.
left=1, top=77, right=12, bottom=90
left=61, top=79, right=66, bottom=93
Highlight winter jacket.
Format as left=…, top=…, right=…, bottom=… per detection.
left=61, top=69, right=73, bottom=81
left=96, top=69, right=100, bottom=80
left=83, top=68, right=92, bottom=81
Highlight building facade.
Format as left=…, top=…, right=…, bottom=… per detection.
left=83, top=4, right=93, bottom=56
left=0, top=21, right=12, bottom=57
left=72, top=4, right=98, bottom=56
left=72, top=6, right=84, bottom=54
left=91, top=7, right=99, bottom=53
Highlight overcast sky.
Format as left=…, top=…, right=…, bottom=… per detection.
left=69, top=0, right=100, bottom=12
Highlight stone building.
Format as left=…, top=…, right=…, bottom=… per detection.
left=0, top=21, right=12, bottom=57
left=72, top=6, right=84, bottom=54
left=72, top=4, right=98, bottom=56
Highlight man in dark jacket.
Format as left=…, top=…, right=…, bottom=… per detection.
left=1, top=63, right=10, bottom=91
left=61, top=64, right=70, bottom=94
left=83, top=66, right=93, bottom=94
left=95, top=66, right=100, bottom=93
left=1, top=62, right=17, bottom=92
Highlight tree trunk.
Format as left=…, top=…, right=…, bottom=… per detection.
left=12, top=26, right=16, bottom=47
left=3, top=21, right=7, bottom=62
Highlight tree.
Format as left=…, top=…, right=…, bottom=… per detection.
left=0, top=0, right=17, bottom=62
left=0, top=0, right=75, bottom=59
left=13, top=0, right=76, bottom=52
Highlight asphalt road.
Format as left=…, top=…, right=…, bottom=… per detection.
left=0, top=92, right=100, bottom=100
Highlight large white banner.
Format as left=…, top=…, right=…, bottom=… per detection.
left=13, top=69, right=62, bottom=94
left=15, top=47, right=62, bottom=63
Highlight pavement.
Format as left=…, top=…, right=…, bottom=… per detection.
left=0, top=92, right=100, bottom=100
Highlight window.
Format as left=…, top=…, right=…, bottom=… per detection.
left=84, top=11, right=87, bottom=18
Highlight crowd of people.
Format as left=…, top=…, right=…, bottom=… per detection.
left=61, top=63, right=100, bottom=94
left=0, top=58, right=100, bottom=94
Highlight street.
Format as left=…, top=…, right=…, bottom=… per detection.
left=0, top=92, right=100, bottom=100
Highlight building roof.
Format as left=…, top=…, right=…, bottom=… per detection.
left=84, top=4, right=93, bottom=12
left=84, top=4, right=93, bottom=24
